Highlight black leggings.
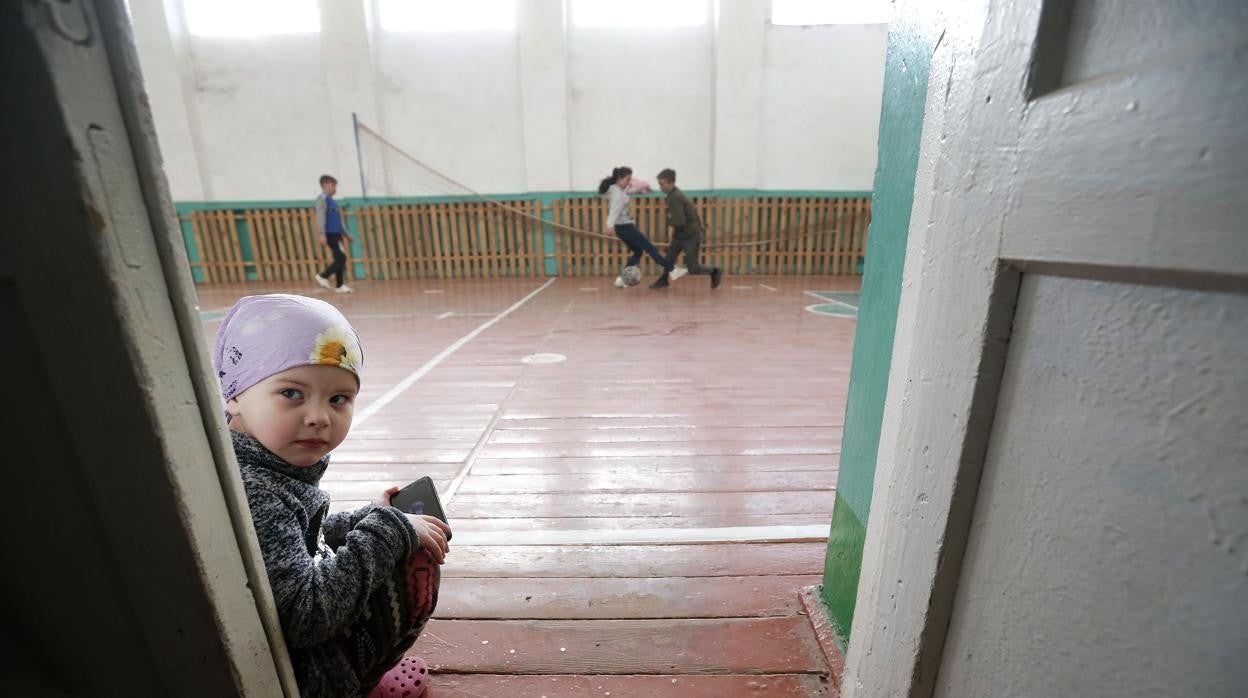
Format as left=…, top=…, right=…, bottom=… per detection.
left=320, top=235, right=347, bottom=287
left=614, top=224, right=671, bottom=272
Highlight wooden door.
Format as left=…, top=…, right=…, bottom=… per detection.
left=845, top=2, right=1248, bottom=695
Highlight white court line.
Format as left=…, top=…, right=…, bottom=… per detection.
left=442, top=296, right=579, bottom=504
left=437, top=311, right=454, bottom=320
left=423, top=289, right=444, bottom=294
left=758, top=283, right=778, bottom=292
left=353, top=278, right=557, bottom=426
left=803, top=290, right=859, bottom=310
left=453, top=524, right=830, bottom=546
left=732, top=285, right=754, bottom=290
left=578, top=287, right=599, bottom=292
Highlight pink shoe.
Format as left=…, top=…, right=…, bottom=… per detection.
left=367, top=656, right=429, bottom=697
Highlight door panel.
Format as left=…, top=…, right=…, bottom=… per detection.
left=1004, top=3, right=1248, bottom=276
left=935, top=274, right=1248, bottom=698
left=841, top=0, right=1248, bottom=694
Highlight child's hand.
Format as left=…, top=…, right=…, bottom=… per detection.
left=408, top=515, right=452, bottom=564
left=377, top=486, right=400, bottom=508
left=320, top=235, right=329, bottom=247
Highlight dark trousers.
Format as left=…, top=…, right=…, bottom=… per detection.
left=320, top=235, right=346, bottom=287
left=664, top=233, right=716, bottom=275
left=614, top=224, right=672, bottom=272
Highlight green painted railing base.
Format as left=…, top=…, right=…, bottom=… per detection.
left=822, top=491, right=867, bottom=649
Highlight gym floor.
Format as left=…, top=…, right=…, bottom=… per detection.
left=199, top=274, right=859, bottom=697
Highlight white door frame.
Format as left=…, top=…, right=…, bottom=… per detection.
left=10, top=1, right=296, bottom=693
left=842, top=0, right=1248, bottom=694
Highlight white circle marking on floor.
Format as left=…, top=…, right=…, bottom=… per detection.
left=521, top=352, right=567, bottom=365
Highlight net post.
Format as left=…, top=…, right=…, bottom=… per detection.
left=352, top=112, right=367, bottom=199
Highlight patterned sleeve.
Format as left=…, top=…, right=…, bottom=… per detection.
left=249, top=490, right=417, bottom=648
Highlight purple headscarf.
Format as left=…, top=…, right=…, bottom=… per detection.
left=212, top=294, right=364, bottom=405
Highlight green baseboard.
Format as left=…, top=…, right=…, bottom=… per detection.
left=822, top=491, right=867, bottom=647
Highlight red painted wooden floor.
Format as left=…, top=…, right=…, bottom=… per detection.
left=199, top=275, right=857, bottom=697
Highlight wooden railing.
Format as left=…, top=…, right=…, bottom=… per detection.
left=182, top=194, right=869, bottom=283
left=356, top=201, right=544, bottom=281
left=188, top=210, right=249, bottom=284
left=552, top=195, right=869, bottom=277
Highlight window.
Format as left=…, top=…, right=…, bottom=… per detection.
left=571, top=0, right=708, bottom=29
left=771, top=0, right=890, bottom=26
left=184, top=0, right=320, bottom=37
left=377, top=0, right=518, bottom=33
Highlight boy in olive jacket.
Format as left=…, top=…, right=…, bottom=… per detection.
left=651, top=168, right=722, bottom=289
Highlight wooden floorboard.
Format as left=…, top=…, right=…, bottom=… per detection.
left=438, top=575, right=823, bottom=619
left=447, top=491, right=838, bottom=518
left=414, top=617, right=827, bottom=674
left=441, top=543, right=829, bottom=578
left=468, top=455, right=839, bottom=474
left=454, top=471, right=836, bottom=494
left=197, top=276, right=855, bottom=697
left=433, top=673, right=836, bottom=697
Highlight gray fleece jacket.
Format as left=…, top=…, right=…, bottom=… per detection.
left=233, top=431, right=418, bottom=697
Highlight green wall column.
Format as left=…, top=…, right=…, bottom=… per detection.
left=538, top=194, right=558, bottom=276
left=235, top=212, right=258, bottom=282
left=821, top=17, right=934, bottom=644
left=176, top=204, right=204, bottom=284
left=345, top=202, right=367, bottom=280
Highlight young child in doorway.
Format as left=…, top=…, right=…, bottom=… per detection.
left=598, top=166, right=685, bottom=288
left=650, top=168, right=722, bottom=289
left=214, top=294, right=451, bottom=697
left=314, top=175, right=354, bottom=294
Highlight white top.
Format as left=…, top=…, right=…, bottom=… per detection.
left=605, top=184, right=634, bottom=227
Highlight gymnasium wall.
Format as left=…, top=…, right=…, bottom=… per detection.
left=127, top=0, right=887, bottom=202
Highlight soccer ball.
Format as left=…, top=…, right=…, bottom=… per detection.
left=621, top=265, right=642, bottom=286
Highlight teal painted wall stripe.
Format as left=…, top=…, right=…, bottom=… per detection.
left=821, top=17, right=935, bottom=642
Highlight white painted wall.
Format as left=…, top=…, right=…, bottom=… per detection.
left=759, top=23, right=889, bottom=190
left=374, top=31, right=528, bottom=195
left=127, top=0, right=887, bottom=201
left=567, top=24, right=714, bottom=191
left=127, top=0, right=211, bottom=198
left=189, top=34, right=337, bottom=200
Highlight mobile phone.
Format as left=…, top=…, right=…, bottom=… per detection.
left=389, top=476, right=450, bottom=540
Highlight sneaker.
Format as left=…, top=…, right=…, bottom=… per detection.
left=614, top=276, right=627, bottom=288
left=649, top=274, right=670, bottom=289
left=669, top=266, right=688, bottom=281
left=711, top=268, right=723, bottom=289
left=315, top=274, right=332, bottom=289
left=334, top=284, right=354, bottom=294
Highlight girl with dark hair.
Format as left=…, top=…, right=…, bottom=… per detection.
left=598, top=166, right=685, bottom=288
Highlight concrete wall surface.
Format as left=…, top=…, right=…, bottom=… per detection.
left=125, top=0, right=887, bottom=200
